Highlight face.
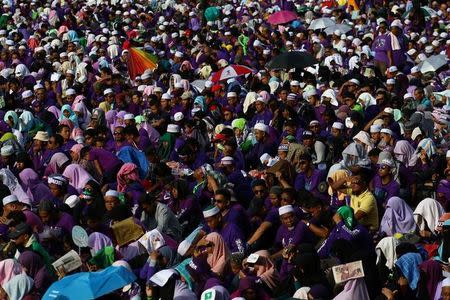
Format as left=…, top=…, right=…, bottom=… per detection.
left=303, top=137, right=314, bottom=147
left=104, top=196, right=119, bottom=211
left=281, top=192, right=294, bottom=206
left=306, top=205, right=322, bottom=218
left=378, top=164, right=391, bottom=177
left=59, top=126, right=71, bottom=140
left=49, top=183, right=62, bottom=197
left=381, top=133, right=392, bottom=144
left=298, top=159, right=310, bottom=173
left=253, top=185, right=266, bottom=199
left=350, top=175, right=365, bottom=194
left=205, top=215, right=220, bottom=230
left=214, top=194, right=229, bottom=211
left=371, top=132, right=380, bottom=141
left=242, top=289, right=257, bottom=300
left=254, top=129, right=265, bottom=142
left=255, top=101, right=264, bottom=112
left=280, top=212, right=296, bottom=228
left=113, top=127, right=124, bottom=141
left=442, top=287, right=450, bottom=300
left=171, top=187, right=178, bottom=199
left=414, top=89, right=424, bottom=101
left=269, top=193, right=280, bottom=207
left=38, top=210, right=51, bottom=224
left=331, top=127, right=341, bottom=137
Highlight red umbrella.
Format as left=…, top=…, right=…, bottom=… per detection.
left=210, top=65, right=253, bottom=82
left=267, top=10, right=298, bottom=25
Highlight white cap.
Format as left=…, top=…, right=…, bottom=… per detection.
left=279, top=205, right=294, bottom=216
left=174, top=51, right=183, bottom=58
left=255, top=97, right=267, bottom=104
left=174, top=112, right=184, bottom=122
left=332, top=122, right=344, bottom=130
left=167, top=124, right=180, bottom=133
left=161, top=93, right=171, bottom=100
left=410, top=67, right=420, bottom=74
left=33, top=83, right=44, bottom=91
left=153, top=87, right=163, bottom=93
left=105, top=190, right=120, bottom=198
left=407, top=49, right=417, bottom=56
left=103, top=88, right=114, bottom=95
left=254, top=123, right=269, bottom=133
left=403, top=93, right=413, bottom=99
left=446, top=150, right=450, bottom=158
left=384, top=107, right=394, bottom=114
left=425, top=45, right=434, bottom=53
left=432, top=40, right=440, bottom=47
left=0, top=145, right=13, bottom=156
left=386, top=79, right=396, bottom=85
left=21, top=90, right=33, bottom=98
left=66, top=88, right=76, bottom=96
left=380, top=128, right=393, bottom=135
left=349, top=78, right=360, bottom=85
left=124, top=113, right=135, bottom=120
left=388, top=66, right=398, bottom=73
left=220, top=156, right=234, bottom=165
left=227, top=92, right=237, bottom=98
left=370, top=124, right=382, bottom=133
left=390, top=19, right=403, bottom=28
left=203, top=206, right=220, bottom=218
left=2, top=195, right=18, bottom=206
left=290, top=80, right=300, bottom=86
left=177, top=240, right=191, bottom=256
left=65, top=195, right=80, bottom=208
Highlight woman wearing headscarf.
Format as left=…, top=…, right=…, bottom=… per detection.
left=89, top=108, right=106, bottom=129
left=167, top=179, right=202, bottom=236
left=140, top=245, right=178, bottom=282
left=353, top=130, right=374, bottom=153
left=380, top=197, right=417, bottom=236
left=116, top=163, right=145, bottom=215
left=43, top=152, right=70, bottom=178
left=394, top=140, right=418, bottom=202
left=327, top=142, right=367, bottom=178
left=392, top=252, right=425, bottom=299
left=419, top=260, right=443, bottom=300
left=414, top=198, right=444, bottom=238
left=230, top=276, right=271, bottom=300
left=157, top=132, right=176, bottom=161
left=357, top=92, right=379, bottom=122
left=18, top=251, right=55, bottom=294
left=62, top=164, right=94, bottom=193
left=414, top=138, right=440, bottom=184
left=0, top=259, right=23, bottom=286
left=19, top=168, right=54, bottom=207
left=334, top=278, right=370, bottom=300
left=244, top=250, right=279, bottom=291
left=1, top=273, right=37, bottom=300
left=4, top=111, right=24, bottom=147
left=88, top=232, right=113, bottom=257
left=72, top=95, right=91, bottom=130
left=198, top=232, right=231, bottom=277
left=318, top=206, right=372, bottom=258
left=59, top=105, right=79, bottom=128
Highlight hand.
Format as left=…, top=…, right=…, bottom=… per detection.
left=149, top=250, right=159, bottom=262
left=382, top=287, right=397, bottom=300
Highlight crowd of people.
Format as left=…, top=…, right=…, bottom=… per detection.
left=0, top=0, right=447, bottom=299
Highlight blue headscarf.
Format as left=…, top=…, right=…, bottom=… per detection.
left=395, top=252, right=423, bottom=290
left=59, top=104, right=79, bottom=127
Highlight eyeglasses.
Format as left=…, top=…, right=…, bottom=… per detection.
left=253, top=189, right=265, bottom=194
left=380, top=165, right=390, bottom=169
left=113, top=131, right=123, bottom=135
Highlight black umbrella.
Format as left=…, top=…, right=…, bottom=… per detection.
left=266, top=51, right=318, bottom=70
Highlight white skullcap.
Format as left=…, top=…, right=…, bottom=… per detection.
left=0, top=145, right=13, bottom=156
left=66, top=88, right=76, bottom=96
left=161, top=93, right=171, bottom=100
left=174, top=112, right=184, bottom=122
left=21, top=90, right=33, bottom=98
left=349, top=78, right=360, bottom=85
left=255, top=97, right=267, bottom=104
left=380, top=128, right=393, bottom=135
left=410, top=67, right=419, bottom=74
left=33, top=84, right=44, bottom=91
left=174, top=51, right=183, bottom=58
left=124, top=113, right=135, bottom=120
left=153, top=87, right=163, bottom=93
left=227, top=92, right=237, bottom=98
left=290, top=80, right=300, bottom=86
left=254, top=123, right=269, bottom=133
left=2, top=195, right=18, bottom=206
left=407, top=49, right=417, bottom=56
left=203, top=206, right=220, bottom=218
left=105, top=190, right=120, bottom=198
left=386, top=79, right=396, bottom=85
left=332, top=122, right=344, bottom=130
left=220, top=156, right=234, bottom=165
left=279, top=205, right=294, bottom=216
left=167, top=124, right=180, bottom=133
left=384, top=107, right=394, bottom=114
left=370, top=124, right=382, bottom=133
left=425, top=46, right=434, bottom=53
left=388, top=66, right=398, bottom=73
left=403, top=93, right=413, bottom=99
left=103, top=88, right=114, bottom=95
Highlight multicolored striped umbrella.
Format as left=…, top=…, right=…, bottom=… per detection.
left=127, top=47, right=158, bottom=80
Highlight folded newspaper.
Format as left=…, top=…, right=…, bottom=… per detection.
left=52, top=250, right=82, bottom=274
left=332, top=260, right=364, bottom=284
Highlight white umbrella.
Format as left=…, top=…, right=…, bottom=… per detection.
left=308, top=17, right=335, bottom=30
left=324, top=24, right=352, bottom=35
left=418, top=55, right=449, bottom=73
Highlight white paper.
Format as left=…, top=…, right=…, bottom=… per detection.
left=332, top=260, right=365, bottom=284
left=52, top=250, right=82, bottom=274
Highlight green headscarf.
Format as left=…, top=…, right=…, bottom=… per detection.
left=337, top=206, right=356, bottom=230
left=89, top=246, right=115, bottom=269
left=238, top=34, right=249, bottom=55
left=158, top=132, right=176, bottom=161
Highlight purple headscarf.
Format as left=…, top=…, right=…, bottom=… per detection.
left=380, top=196, right=417, bottom=236
left=419, top=260, right=443, bottom=300
left=88, top=232, right=113, bottom=255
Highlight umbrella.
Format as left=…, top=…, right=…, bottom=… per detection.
left=127, top=47, right=158, bottom=80
left=308, top=17, right=335, bottom=30
left=324, top=24, right=352, bottom=35
left=266, top=51, right=318, bottom=70
left=268, top=10, right=298, bottom=25
left=210, top=65, right=253, bottom=83
left=43, top=266, right=136, bottom=300
left=417, top=55, right=448, bottom=73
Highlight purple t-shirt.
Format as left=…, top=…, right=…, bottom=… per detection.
left=89, top=147, right=122, bottom=173
left=372, top=34, right=391, bottom=65
left=275, top=221, right=315, bottom=249
left=372, top=175, right=400, bottom=205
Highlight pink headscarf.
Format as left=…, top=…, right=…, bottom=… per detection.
left=62, top=164, right=94, bottom=193
left=253, top=250, right=280, bottom=289
left=44, top=152, right=70, bottom=177
left=47, top=106, right=62, bottom=120
left=0, top=259, right=23, bottom=285
left=59, top=118, right=74, bottom=131
left=205, top=232, right=230, bottom=276
left=116, top=163, right=140, bottom=192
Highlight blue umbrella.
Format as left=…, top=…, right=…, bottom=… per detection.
left=43, top=266, right=136, bottom=300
